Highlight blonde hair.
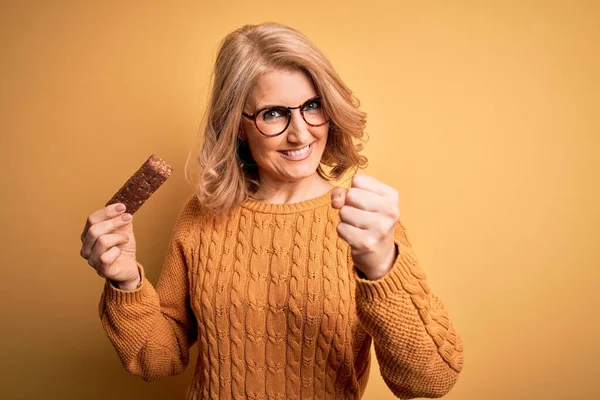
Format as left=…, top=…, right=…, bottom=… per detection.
left=185, top=22, right=368, bottom=216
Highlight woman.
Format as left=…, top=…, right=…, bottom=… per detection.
left=80, top=22, right=463, bottom=399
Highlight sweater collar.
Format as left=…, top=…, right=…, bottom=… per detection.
left=240, top=187, right=336, bottom=214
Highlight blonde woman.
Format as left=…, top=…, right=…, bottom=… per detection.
left=80, top=22, right=463, bottom=399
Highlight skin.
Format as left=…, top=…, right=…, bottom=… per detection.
left=80, top=204, right=139, bottom=290
left=331, top=175, right=399, bottom=280
left=240, top=68, right=334, bottom=204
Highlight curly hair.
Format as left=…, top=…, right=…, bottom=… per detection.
left=185, top=22, right=368, bottom=216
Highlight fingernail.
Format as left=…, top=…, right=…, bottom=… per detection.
left=121, top=213, right=132, bottom=222
left=115, top=204, right=126, bottom=212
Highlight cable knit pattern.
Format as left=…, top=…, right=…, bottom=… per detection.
left=99, top=190, right=463, bottom=399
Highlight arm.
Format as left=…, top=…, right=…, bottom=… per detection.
left=354, top=221, right=464, bottom=399
left=98, top=196, right=200, bottom=382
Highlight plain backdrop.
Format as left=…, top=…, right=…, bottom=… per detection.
left=1, top=1, right=599, bottom=399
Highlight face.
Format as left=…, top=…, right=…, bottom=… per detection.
left=241, top=69, right=329, bottom=187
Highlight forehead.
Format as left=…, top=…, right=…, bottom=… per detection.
left=247, top=69, right=318, bottom=109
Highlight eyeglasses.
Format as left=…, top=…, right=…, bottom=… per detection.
left=242, top=96, right=328, bottom=137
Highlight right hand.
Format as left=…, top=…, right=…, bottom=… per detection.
left=80, top=203, right=140, bottom=290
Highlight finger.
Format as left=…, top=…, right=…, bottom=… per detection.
left=87, top=234, right=128, bottom=271
left=81, top=203, right=127, bottom=243
left=337, top=221, right=371, bottom=250
left=87, top=233, right=129, bottom=264
left=81, top=213, right=133, bottom=259
left=339, top=205, right=374, bottom=229
left=351, top=174, right=395, bottom=198
left=94, top=247, right=122, bottom=277
left=331, top=187, right=347, bottom=209
left=344, top=187, right=385, bottom=212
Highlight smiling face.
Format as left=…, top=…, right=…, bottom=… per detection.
left=241, top=68, right=329, bottom=189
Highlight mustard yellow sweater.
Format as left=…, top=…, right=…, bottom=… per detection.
left=99, top=190, right=463, bottom=399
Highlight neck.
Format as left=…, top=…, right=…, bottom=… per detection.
left=252, top=173, right=334, bottom=204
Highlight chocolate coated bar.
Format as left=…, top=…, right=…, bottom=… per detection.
left=105, top=154, right=172, bottom=214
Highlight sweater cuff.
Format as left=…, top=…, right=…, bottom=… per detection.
left=354, top=243, right=425, bottom=301
left=102, top=262, right=152, bottom=304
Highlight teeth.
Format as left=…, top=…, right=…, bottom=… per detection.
left=282, top=144, right=310, bottom=157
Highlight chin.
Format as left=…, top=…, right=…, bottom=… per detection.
left=261, top=158, right=322, bottom=184
left=281, top=164, right=321, bottom=182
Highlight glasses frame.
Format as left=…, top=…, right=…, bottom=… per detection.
left=242, top=96, right=329, bottom=137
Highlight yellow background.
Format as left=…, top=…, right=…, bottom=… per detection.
left=1, top=1, right=598, bottom=399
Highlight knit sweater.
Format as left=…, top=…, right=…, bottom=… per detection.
left=99, top=189, right=464, bottom=399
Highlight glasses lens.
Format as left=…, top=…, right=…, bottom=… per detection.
left=302, top=98, right=327, bottom=126
left=257, top=107, right=289, bottom=136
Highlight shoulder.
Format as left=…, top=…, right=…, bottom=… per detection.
left=180, top=193, right=204, bottom=216
left=172, top=194, right=212, bottom=238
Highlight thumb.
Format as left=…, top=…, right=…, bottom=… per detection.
left=331, top=187, right=347, bottom=209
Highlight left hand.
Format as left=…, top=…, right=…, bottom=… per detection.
left=331, top=174, right=400, bottom=280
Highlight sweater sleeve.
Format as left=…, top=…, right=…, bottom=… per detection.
left=353, top=221, right=464, bottom=399
left=98, top=196, right=200, bottom=382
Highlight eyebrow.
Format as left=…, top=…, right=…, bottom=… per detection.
left=253, top=96, right=320, bottom=112
left=253, top=103, right=280, bottom=111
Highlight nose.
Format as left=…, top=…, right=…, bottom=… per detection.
left=285, top=109, right=311, bottom=143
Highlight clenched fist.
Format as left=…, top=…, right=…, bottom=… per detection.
left=331, top=174, right=399, bottom=280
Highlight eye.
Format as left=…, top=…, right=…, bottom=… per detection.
left=261, top=107, right=286, bottom=121
left=302, top=98, right=322, bottom=112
